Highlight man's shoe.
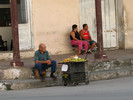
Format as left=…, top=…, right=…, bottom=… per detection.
left=40, top=75, right=45, bottom=82
left=50, top=74, right=57, bottom=81
left=88, top=49, right=92, bottom=53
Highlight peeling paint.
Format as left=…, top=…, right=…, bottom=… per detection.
left=124, top=9, right=128, bottom=36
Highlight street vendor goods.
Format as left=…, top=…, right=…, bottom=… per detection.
left=62, top=55, right=86, bottom=63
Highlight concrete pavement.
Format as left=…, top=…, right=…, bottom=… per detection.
left=0, top=49, right=133, bottom=90
left=0, top=77, right=133, bottom=100
left=0, top=49, right=133, bottom=68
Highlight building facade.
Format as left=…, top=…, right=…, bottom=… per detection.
left=123, top=0, right=133, bottom=49
left=0, top=0, right=132, bottom=59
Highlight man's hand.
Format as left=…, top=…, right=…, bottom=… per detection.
left=47, top=60, right=51, bottom=65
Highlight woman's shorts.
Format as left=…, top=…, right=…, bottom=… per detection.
left=85, top=40, right=96, bottom=45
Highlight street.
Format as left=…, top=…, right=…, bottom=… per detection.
left=0, top=77, right=133, bottom=100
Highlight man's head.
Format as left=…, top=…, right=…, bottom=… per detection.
left=39, top=43, right=46, bottom=53
left=83, top=24, right=88, bottom=30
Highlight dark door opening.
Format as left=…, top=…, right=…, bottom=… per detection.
left=0, top=0, right=27, bottom=51
left=0, top=0, right=11, bottom=51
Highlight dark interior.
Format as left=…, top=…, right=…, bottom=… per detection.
left=0, top=0, right=9, bottom=4
left=0, top=8, right=11, bottom=27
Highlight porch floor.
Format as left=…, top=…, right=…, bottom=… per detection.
left=0, top=49, right=133, bottom=68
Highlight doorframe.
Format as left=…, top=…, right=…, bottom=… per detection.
left=18, top=0, right=34, bottom=50
left=115, top=0, right=124, bottom=49
left=27, top=0, right=34, bottom=50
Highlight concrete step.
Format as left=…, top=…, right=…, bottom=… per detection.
left=0, top=77, right=62, bottom=90
left=1, top=67, right=133, bottom=90
left=0, top=58, right=133, bottom=90
left=0, top=67, right=61, bottom=80
left=0, top=67, right=33, bottom=80
left=88, top=68, right=133, bottom=81
left=86, top=59, right=133, bottom=81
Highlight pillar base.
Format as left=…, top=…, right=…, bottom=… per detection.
left=94, top=51, right=107, bottom=59
left=10, top=59, right=24, bottom=67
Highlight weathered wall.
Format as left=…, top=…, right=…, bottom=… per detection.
left=32, top=0, right=79, bottom=55
left=116, top=0, right=124, bottom=49
left=18, top=24, right=32, bottom=50
left=123, top=0, right=133, bottom=49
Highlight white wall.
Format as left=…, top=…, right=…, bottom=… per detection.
left=32, top=0, right=79, bottom=55
left=18, top=24, right=32, bottom=50
left=123, top=0, right=133, bottom=49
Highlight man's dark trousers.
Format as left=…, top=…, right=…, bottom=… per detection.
left=35, top=60, right=56, bottom=76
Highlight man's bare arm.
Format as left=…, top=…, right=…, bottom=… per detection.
left=71, top=32, right=79, bottom=41
left=35, top=60, right=48, bottom=64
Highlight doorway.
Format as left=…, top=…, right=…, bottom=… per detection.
left=0, top=0, right=12, bottom=51
left=0, top=0, right=33, bottom=51
left=79, top=0, right=118, bottom=49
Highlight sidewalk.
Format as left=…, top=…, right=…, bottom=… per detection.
left=0, top=49, right=133, bottom=90
left=0, top=49, right=133, bottom=68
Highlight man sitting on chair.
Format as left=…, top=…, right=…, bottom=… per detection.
left=79, top=24, right=96, bottom=53
left=34, top=43, right=57, bottom=81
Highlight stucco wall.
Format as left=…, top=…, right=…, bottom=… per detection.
left=123, top=0, right=133, bottom=49
left=32, top=0, right=79, bottom=55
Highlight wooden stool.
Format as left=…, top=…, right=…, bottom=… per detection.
left=35, top=69, right=46, bottom=78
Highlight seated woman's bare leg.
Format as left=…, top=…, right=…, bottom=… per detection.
left=78, top=50, right=81, bottom=55
left=85, top=50, right=87, bottom=54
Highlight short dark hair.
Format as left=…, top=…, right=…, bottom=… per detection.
left=72, top=24, right=77, bottom=30
left=83, top=24, right=88, bottom=28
